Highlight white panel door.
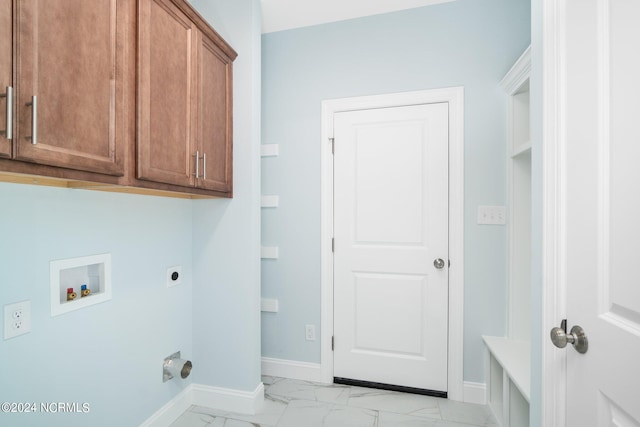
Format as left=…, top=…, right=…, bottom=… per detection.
left=333, top=103, right=449, bottom=392
left=559, top=0, right=640, bottom=424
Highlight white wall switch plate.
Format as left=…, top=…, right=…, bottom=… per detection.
left=4, top=300, right=31, bottom=340
left=477, top=205, right=507, bottom=225
left=167, top=266, right=182, bottom=288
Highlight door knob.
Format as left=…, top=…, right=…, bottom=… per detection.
left=433, top=258, right=445, bottom=269
left=550, top=320, right=588, bottom=353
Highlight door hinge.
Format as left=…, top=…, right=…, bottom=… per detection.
left=329, top=137, right=335, bottom=154
left=332, top=336, right=334, bottom=351
left=332, top=238, right=334, bottom=252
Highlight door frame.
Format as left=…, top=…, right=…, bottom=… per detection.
left=320, top=87, right=465, bottom=401
left=540, top=0, right=566, bottom=425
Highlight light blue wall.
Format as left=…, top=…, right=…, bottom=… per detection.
left=0, top=185, right=193, bottom=426
left=190, top=0, right=263, bottom=392
left=0, top=1, right=262, bottom=425
left=261, top=0, right=531, bottom=383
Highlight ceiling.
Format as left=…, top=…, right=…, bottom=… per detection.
left=261, top=0, right=456, bottom=33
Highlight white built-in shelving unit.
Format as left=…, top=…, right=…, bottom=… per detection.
left=483, top=45, right=531, bottom=427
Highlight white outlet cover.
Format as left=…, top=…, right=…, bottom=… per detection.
left=477, top=205, right=507, bottom=225
left=167, top=266, right=183, bottom=288
left=305, top=324, right=316, bottom=341
left=4, top=300, right=31, bottom=340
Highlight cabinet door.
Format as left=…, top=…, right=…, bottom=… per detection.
left=137, top=0, right=197, bottom=188
left=14, top=0, right=126, bottom=176
left=197, top=32, right=233, bottom=194
left=0, top=0, right=12, bottom=158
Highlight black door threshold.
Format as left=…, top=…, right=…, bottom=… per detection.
left=334, top=377, right=447, bottom=399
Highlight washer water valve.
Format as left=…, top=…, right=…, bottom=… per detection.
left=163, top=351, right=192, bottom=382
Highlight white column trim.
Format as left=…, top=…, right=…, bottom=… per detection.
left=541, top=0, right=567, bottom=425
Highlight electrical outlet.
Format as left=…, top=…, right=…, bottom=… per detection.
left=305, top=324, right=316, bottom=341
left=167, top=266, right=182, bottom=288
left=4, top=301, right=31, bottom=340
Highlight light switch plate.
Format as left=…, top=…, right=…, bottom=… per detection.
left=477, top=205, right=507, bottom=225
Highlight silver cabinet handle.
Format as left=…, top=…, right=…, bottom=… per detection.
left=0, top=86, right=12, bottom=140
left=26, top=95, right=37, bottom=145
left=193, top=150, right=200, bottom=178
left=202, top=152, right=206, bottom=180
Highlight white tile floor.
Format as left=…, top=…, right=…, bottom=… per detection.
left=170, top=376, right=498, bottom=427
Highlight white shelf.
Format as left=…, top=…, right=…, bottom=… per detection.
left=486, top=44, right=531, bottom=427
left=483, top=336, right=530, bottom=402
left=510, top=142, right=531, bottom=158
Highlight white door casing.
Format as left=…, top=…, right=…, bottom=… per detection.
left=542, top=0, right=640, bottom=425
left=333, top=103, right=449, bottom=392
left=320, top=87, right=464, bottom=401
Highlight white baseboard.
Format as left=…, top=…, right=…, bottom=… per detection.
left=192, top=382, right=264, bottom=415
left=140, top=382, right=264, bottom=427
left=139, top=386, right=193, bottom=427
left=261, top=357, right=325, bottom=383
left=261, top=357, right=486, bottom=406
left=463, top=381, right=487, bottom=405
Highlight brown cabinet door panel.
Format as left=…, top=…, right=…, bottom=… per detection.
left=137, top=0, right=197, bottom=188
left=14, top=0, right=126, bottom=176
left=197, top=32, right=232, bottom=193
left=0, top=0, right=12, bottom=158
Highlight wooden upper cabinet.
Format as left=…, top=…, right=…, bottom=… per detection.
left=137, top=0, right=236, bottom=195
left=0, top=0, right=235, bottom=198
left=197, top=32, right=233, bottom=194
left=13, top=0, right=128, bottom=176
left=137, top=0, right=197, bottom=187
left=0, top=0, right=12, bottom=158
left=197, top=30, right=233, bottom=193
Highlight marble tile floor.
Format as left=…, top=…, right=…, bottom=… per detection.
left=170, top=376, right=498, bottom=427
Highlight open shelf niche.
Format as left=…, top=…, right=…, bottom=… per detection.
left=483, top=45, right=531, bottom=427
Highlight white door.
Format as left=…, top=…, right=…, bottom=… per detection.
left=552, top=0, right=640, bottom=424
left=333, top=103, right=449, bottom=393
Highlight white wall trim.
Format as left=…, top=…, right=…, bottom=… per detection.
left=541, top=0, right=567, bottom=425
left=140, top=382, right=264, bottom=427
left=261, top=357, right=324, bottom=383
left=320, top=87, right=465, bottom=401
left=463, top=381, right=487, bottom=405
left=260, top=356, right=485, bottom=405
left=140, top=386, right=193, bottom=427
left=191, top=382, right=265, bottom=415
left=500, top=46, right=532, bottom=94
